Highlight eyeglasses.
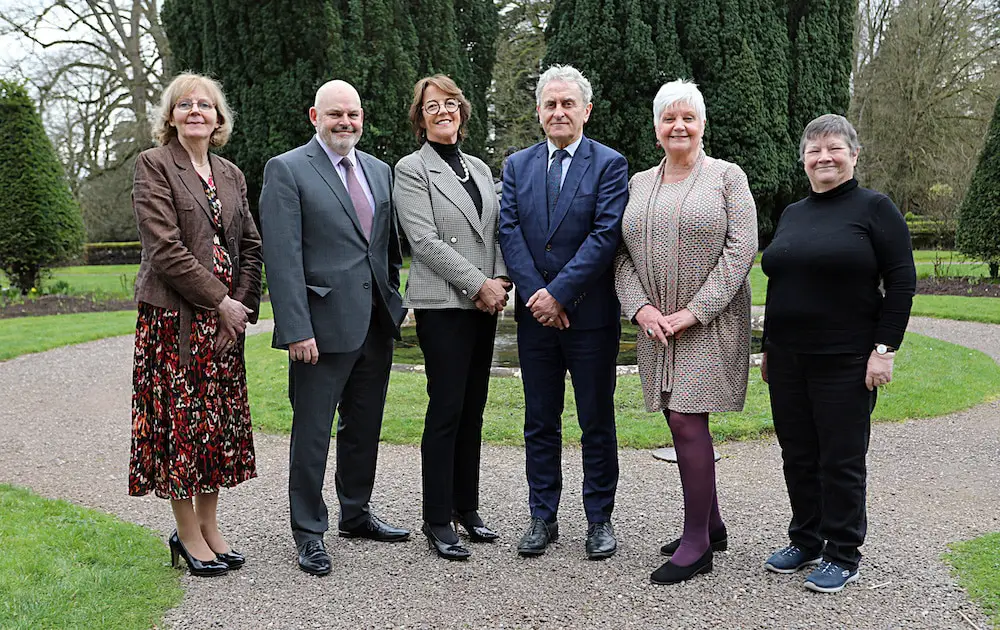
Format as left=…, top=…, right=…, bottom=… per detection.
left=175, top=100, right=215, bottom=113
left=423, top=99, right=460, bottom=115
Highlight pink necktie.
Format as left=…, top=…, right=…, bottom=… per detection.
left=342, top=156, right=373, bottom=239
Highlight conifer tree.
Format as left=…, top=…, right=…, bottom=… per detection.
left=956, top=95, right=1000, bottom=278
left=0, top=81, right=85, bottom=293
left=454, top=0, right=499, bottom=159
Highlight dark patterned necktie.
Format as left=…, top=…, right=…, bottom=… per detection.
left=342, top=156, right=373, bottom=240
left=546, top=149, right=569, bottom=223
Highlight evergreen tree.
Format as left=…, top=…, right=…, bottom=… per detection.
left=956, top=95, right=1000, bottom=278
left=454, top=0, right=499, bottom=159
left=163, top=0, right=341, bottom=214
left=0, top=81, right=85, bottom=294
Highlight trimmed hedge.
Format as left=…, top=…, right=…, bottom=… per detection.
left=83, top=242, right=142, bottom=265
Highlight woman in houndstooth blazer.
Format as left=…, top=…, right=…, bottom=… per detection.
left=393, top=75, right=511, bottom=560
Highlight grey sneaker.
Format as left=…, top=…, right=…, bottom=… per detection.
left=803, top=560, right=859, bottom=593
left=764, top=544, right=822, bottom=574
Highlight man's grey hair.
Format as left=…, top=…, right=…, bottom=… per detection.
left=535, top=64, right=593, bottom=107
left=652, top=79, right=706, bottom=127
left=799, top=114, right=860, bottom=162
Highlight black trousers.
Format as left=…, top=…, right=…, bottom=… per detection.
left=415, top=308, right=498, bottom=524
left=287, top=315, right=394, bottom=545
left=766, top=345, right=877, bottom=570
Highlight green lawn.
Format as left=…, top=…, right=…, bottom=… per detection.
left=246, top=331, right=1000, bottom=448
left=0, top=311, right=138, bottom=362
left=946, top=533, right=1000, bottom=629
left=0, top=484, right=182, bottom=630
left=0, top=265, right=138, bottom=299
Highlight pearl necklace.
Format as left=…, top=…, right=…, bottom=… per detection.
left=451, top=153, right=471, bottom=183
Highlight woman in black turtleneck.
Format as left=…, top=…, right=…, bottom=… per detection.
left=393, top=75, right=511, bottom=560
left=760, top=114, right=916, bottom=593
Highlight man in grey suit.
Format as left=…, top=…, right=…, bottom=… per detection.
left=259, top=80, right=410, bottom=577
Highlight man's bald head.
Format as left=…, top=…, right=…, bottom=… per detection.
left=310, top=80, right=364, bottom=156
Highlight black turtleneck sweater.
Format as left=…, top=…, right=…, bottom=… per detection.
left=761, top=178, right=916, bottom=354
left=427, top=140, right=483, bottom=217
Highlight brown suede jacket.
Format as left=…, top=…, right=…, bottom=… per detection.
left=132, top=139, right=263, bottom=365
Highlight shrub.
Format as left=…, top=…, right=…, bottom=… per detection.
left=0, top=80, right=85, bottom=293
left=83, top=241, right=142, bottom=265
left=957, top=95, right=1000, bottom=278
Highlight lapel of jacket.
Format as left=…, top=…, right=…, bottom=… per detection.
left=471, top=155, right=497, bottom=231
left=357, top=150, right=389, bottom=242
left=209, top=154, right=239, bottom=240
left=529, top=142, right=549, bottom=237
left=169, top=140, right=215, bottom=227
left=306, top=137, right=367, bottom=241
left=547, top=136, right=593, bottom=240
left=422, top=142, right=486, bottom=239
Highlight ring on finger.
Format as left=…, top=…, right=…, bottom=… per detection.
left=646, top=328, right=654, bottom=337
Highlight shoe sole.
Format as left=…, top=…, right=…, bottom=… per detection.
left=803, top=571, right=860, bottom=593
left=337, top=531, right=410, bottom=542
left=650, top=561, right=713, bottom=585
left=661, top=538, right=728, bottom=557
left=298, top=564, right=331, bottom=577
left=586, top=547, right=617, bottom=560
left=764, top=557, right=822, bottom=574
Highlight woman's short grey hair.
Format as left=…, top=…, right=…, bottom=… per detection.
left=799, top=114, right=860, bottom=162
left=535, top=64, right=593, bottom=106
left=652, top=80, right=706, bottom=126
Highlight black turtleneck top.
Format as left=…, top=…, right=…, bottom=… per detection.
left=761, top=178, right=916, bottom=354
left=427, top=140, right=483, bottom=217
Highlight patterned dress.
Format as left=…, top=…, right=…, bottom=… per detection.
left=615, top=152, right=758, bottom=413
left=129, top=174, right=257, bottom=500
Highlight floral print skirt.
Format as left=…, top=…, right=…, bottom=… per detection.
left=128, top=245, right=256, bottom=499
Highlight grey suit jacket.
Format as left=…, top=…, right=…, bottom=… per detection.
left=259, top=137, right=405, bottom=353
left=394, top=143, right=507, bottom=309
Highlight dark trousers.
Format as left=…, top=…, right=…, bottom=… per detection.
left=415, top=308, right=498, bottom=524
left=766, top=345, right=876, bottom=570
left=287, top=316, right=394, bottom=545
left=518, top=318, right=620, bottom=524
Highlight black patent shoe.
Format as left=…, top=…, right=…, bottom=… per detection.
left=215, top=548, right=245, bottom=570
left=517, top=517, right=558, bottom=556
left=660, top=527, right=728, bottom=556
left=169, top=531, right=228, bottom=577
left=339, top=514, right=410, bottom=542
left=650, top=548, right=713, bottom=585
left=453, top=510, right=499, bottom=543
left=585, top=521, right=617, bottom=560
left=297, top=539, right=332, bottom=576
left=422, top=523, right=471, bottom=560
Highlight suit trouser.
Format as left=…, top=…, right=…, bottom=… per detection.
left=766, top=344, right=876, bottom=570
left=287, top=316, right=394, bottom=545
left=415, top=308, right=498, bottom=524
left=517, top=318, right=620, bottom=524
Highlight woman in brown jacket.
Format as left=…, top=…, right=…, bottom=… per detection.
left=128, top=73, right=263, bottom=577
left=615, top=80, right=757, bottom=585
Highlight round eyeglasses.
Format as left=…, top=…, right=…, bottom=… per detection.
left=423, top=99, right=460, bottom=115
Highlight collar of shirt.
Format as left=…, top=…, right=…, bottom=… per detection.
left=315, top=134, right=376, bottom=214
left=546, top=136, right=583, bottom=164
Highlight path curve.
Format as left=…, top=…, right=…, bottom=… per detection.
left=1, top=317, right=998, bottom=629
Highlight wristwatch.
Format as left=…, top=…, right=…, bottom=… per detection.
left=874, top=343, right=894, bottom=355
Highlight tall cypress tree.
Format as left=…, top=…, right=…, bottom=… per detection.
left=454, top=0, right=499, bottom=160
left=956, top=95, right=1000, bottom=278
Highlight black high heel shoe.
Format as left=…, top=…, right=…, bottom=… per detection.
left=169, top=531, right=229, bottom=577
left=215, top=548, right=245, bottom=570
left=422, top=523, right=471, bottom=560
left=452, top=510, right=498, bottom=543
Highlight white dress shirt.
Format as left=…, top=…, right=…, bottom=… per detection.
left=316, top=134, right=376, bottom=215
left=546, top=135, right=583, bottom=189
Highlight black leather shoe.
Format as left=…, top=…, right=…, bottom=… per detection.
left=422, top=523, right=471, bottom=560
left=453, top=510, right=498, bottom=543
left=215, top=548, right=245, bottom=570
left=297, top=539, right=331, bottom=576
left=338, top=514, right=410, bottom=542
left=650, top=548, right=713, bottom=585
left=168, top=531, right=228, bottom=577
left=660, top=526, right=728, bottom=556
left=586, top=521, right=617, bottom=560
left=517, top=517, right=558, bottom=556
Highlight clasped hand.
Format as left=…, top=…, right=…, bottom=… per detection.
left=527, top=288, right=569, bottom=329
left=474, top=277, right=512, bottom=314
left=214, top=295, right=253, bottom=353
left=635, top=305, right=698, bottom=345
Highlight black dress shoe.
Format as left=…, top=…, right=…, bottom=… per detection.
left=660, top=526, right=728, bottom=556
left=338, top=514, right=410, bottom=542
left=168, top=531, right=228, bottom=577
left=297, top=539, right=331, bottom=576
left=517, top=517, right=558, bottom=556
left=422, top=523, right=471, bottom=560
left=453, top=510, right=498, bottom=543
left=650, top=548, right=713, bottom=585
left=215, top=548, right=245, bottom=570
left=586, top=521, right=617, bottom=560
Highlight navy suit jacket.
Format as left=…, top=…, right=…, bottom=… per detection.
left=498, top=136, right=628, bottom=330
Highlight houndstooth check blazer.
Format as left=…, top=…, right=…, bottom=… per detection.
left=394, top=142, right=507, bottom=309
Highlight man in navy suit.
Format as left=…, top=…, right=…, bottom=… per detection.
left=499, top=64, right=628, bottom=560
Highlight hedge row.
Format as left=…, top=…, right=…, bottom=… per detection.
left=84, top=242, right=142, bottom=265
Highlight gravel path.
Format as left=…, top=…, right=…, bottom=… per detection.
left=1, top=316, right=998, bottom=629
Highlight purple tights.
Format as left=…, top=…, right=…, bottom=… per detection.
left=666, top=410, right=725, bottom=566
